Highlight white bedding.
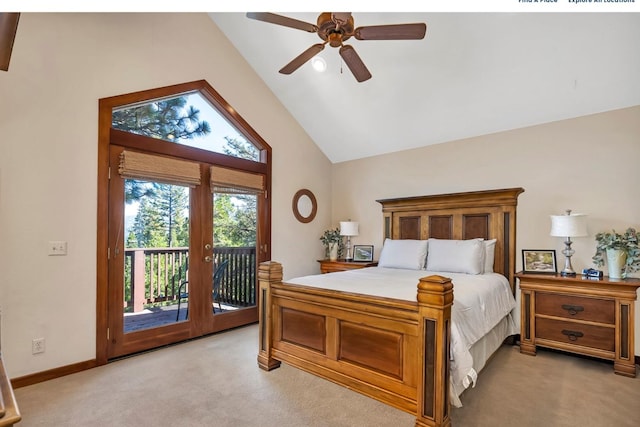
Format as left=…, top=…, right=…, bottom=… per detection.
left=287, top=266, right=517, bottom=407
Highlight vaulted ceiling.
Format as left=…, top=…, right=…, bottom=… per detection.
left=211, top=12, right=639, bottom=163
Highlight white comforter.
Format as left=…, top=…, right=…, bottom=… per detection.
left=287, top=267, right=517, bottom=407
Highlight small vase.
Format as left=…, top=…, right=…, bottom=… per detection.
left=606, top=248, right=627, bottom=279
left=329, top=243, right=339, bottom=261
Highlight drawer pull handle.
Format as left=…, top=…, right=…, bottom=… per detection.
left=561, top=304, right=584, bottom=316
left=561, top=329, right=584, bottom=341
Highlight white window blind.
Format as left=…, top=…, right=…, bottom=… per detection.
left=119, top=150, right=201, bottom=187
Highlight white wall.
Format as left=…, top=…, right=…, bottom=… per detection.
left=0, top=13, right=332, bottom=377
left=332, top=105, right=640, bottom=355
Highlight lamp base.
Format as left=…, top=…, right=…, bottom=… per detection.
left=345, top=236, right=353, bottom=261
left=560, top=239, right=577, bottom=277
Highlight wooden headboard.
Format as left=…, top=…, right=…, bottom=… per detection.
left=377, top=187, right=524, bottom=293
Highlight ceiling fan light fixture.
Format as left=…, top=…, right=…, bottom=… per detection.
left=311, top=57, right=327, bottom=72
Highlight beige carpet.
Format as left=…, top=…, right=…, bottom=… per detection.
left=13, top=324, right=640, bottom=426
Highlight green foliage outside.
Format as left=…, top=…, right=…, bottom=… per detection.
left=112, top=96, right=211, bottom=142
left=130, top=183, right=190, bottom=248
left=214, top=136, right=259, bottom=247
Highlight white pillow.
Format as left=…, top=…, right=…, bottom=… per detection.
left=426, top=238, right=485, bottom=275
left=378, top=238, right=428, bottom=270
left=484, top=239, right=497, bottom=273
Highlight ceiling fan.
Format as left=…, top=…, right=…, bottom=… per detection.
left=246, top=12, right=426, bottom=83
left=0, top=12, right=20, bottom=72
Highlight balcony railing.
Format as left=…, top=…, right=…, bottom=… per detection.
left=215, top=246, right=257, bottom=308
left=124, top=246, right=256, bottom=313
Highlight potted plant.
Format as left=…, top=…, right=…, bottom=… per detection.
left=592, top=228, right=640, bottom=279
left=320, top=227, right=344, bottom=261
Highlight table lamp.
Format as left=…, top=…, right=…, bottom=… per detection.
left=550, top=210, right=588, bottom=276
left=340, top=221, right=359, bottom=261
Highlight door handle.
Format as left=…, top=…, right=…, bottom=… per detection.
left=204, top=256, right=213, bottom=263
left=204, top=243, right=212, bottom=251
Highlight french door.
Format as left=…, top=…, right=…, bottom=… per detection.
left=97, top=80, right=271, bottom=364
left=106, top=145, right=259, bottom=359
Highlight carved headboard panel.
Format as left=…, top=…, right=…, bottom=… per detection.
left=377, top=188, right=524, bottom=293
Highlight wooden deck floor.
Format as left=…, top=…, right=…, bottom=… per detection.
left=123, top=303, right=235, bottom=333
left=124, top=304, right=186, bottom=333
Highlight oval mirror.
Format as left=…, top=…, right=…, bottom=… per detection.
left=292, top=189, right=317, bottom=223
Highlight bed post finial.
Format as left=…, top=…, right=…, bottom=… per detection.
left=416, top=275, right=453, bottom=427
left=257, top=261, right=282, bottom=371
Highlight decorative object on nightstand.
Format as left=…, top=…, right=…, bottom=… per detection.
left=592, top=227, right=640, bottom=279
left=522, top=249, right=557, bottom=274
left=320, top=227, right=343, bottom=261
left=340, top=220, right=359, bottom=261
left=549, top=210, right=588, bottom=276
left=353, top=245, right=374, bottom=262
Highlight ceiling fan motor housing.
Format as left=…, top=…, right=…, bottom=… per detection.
left=317, top=12, right=354, bottom=47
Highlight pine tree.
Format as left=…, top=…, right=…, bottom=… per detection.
left=130, top=182, right=189, bottom=248
left=112, top=97, right=211, bottom=141
left=212, top=137, right=259, bottom=246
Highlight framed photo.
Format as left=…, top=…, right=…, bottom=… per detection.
left=353, top=245, right=374, bottom=262
left=522, top=250, right=557, bottom=274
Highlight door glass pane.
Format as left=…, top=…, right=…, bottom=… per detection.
left=123, top=179, right=190, bottom=332
left=112, top=92, right=260, bottom=161
left=212, top=192, right=257, bottom=314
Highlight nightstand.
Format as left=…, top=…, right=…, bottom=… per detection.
left=317, top=259, right=378, bottom=274
left=517, top=272, right=640, bottom=377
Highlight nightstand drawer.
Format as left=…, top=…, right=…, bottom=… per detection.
left=535, top=293, right=614, bottom=324
left=536, top=318, right=615, bottom=352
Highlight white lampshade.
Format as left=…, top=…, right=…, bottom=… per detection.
left=340, top=221, right=359, bottom=237
left=550, top=213, right=588, bottom=237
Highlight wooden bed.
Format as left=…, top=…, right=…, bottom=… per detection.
left=257, top=188, right=524, bottom=427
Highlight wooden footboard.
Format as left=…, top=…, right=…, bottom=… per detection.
left=257, top=261, right=453, bottom=427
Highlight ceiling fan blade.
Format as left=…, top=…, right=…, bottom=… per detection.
left=0, top=12, right=20, bottom=72
left=279, top=43, right=325, bottom=75
left=246, top=12, right=318, bottom=33
left=354, top=23, right=427, bottom=41
left=339, top=45, right=371, bottom=83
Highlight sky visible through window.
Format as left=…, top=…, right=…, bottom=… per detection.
left=182, top=92, right=257, bottom=160
left=112, top=91, right=258, bottom=160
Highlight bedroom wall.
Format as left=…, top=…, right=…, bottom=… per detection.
left=0, top=13, right=332, bottom=377
left=331, top=105, right=640, bottom=356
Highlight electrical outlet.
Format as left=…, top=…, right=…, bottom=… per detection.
left=32, top=338, right=45, bottom=354
left=48, top=241, right=67, bottom=256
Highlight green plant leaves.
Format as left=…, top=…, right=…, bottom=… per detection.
left=592, top=228, right=640, bottom=277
